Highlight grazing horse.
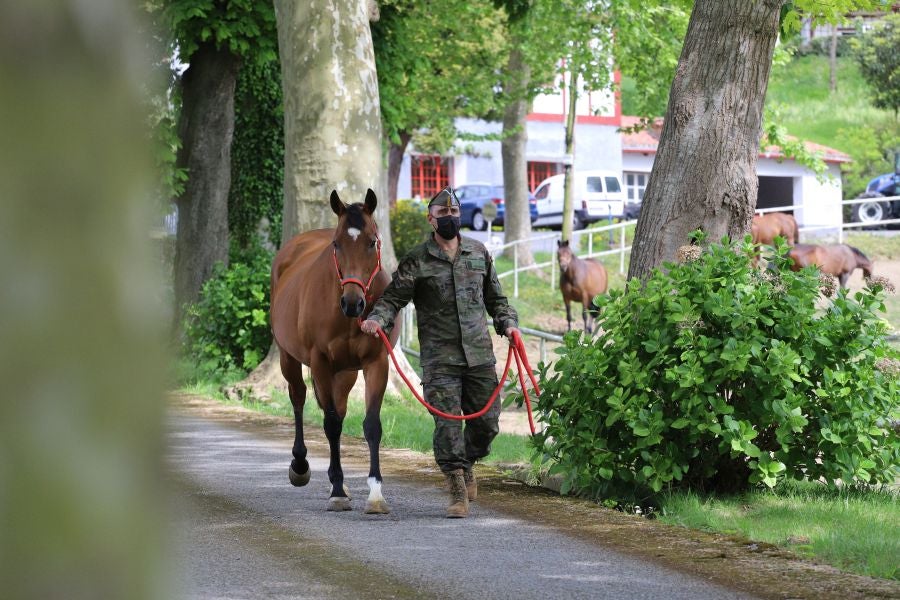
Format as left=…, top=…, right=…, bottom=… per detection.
left=751, top=212, right=799, bottom=246
left=271, top=189, right=399, bottom=514
left=557, top=240, right=608, bottom=334
left=787, top=243, right=874, bottom=288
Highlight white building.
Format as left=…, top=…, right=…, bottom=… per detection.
left=396, top=76, right=850, bottom=230
left=620, top=116, right=850, bottom=230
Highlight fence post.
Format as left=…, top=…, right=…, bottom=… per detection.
left=619, top=223, right=626, bottom=274
left=513, top=242, right=519, bottom=298
left=838, top=200, right=844, bottom=244
left=607, top=206, right=613, bottom=247
left=588, top=227, right=593, bottom=257
left=550, top=246, right=556, bottom=291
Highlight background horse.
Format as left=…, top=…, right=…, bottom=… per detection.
left=557, top=240, right=608, bottom=334
left=788, top=243, right=873, bottom=288
left=270, top=189, right=399, bottom=514
left=751, top=212, right=799, bottom=246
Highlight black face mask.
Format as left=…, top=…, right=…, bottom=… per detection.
left=434, top=215, right=460, bottom=240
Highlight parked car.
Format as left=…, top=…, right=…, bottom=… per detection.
left=455, top=184, right=537, bottom=230
left=531, top=170, right=626, bottom=230
left=495, top=191, right=538, bottom=227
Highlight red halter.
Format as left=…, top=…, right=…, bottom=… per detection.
left=331, top=228, right=382, bottom=303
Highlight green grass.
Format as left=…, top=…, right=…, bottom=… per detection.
left=658, top=481, right=900, bottom=580
left=766, top=55, right=888, bottom=150
left=178, top=362, right=531, bottom=466
left=765, top=54, right=898, bottom=197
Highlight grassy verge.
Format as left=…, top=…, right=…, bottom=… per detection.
left=658, top=481, right=900, bottom=581
left=178, top=364, right=530, bottom=466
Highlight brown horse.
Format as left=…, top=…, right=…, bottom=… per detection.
left=787, top=243, right=874, bottom=288
left=271, top=189, right=399, bottom=514
left=557, top=240, right=608, bottom=334
left=751, top=212, right=799, bottom=246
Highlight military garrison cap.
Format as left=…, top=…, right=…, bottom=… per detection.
left=428, top=186, right=460, bottom=208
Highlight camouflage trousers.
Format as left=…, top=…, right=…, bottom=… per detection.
left=422, top=363, right=501, bottom=474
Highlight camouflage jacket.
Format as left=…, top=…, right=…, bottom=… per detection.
left=367, top=235, right=518, bottom=368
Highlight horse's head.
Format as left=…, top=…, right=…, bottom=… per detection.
left=330, top=189, right=381, bottom=318
left=557, top=239, right=573, bottom=272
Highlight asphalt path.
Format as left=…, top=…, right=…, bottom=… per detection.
left=166, top=405, right=754, bottom=600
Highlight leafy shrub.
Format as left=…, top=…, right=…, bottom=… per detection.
left=534, top=233, right=899, bottom=501
left=183, top=244, right=273, bottom=377
left=391, top=200, right=432, bottom=258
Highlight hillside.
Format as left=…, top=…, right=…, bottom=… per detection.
left=765, top=53, right=898, bottom=197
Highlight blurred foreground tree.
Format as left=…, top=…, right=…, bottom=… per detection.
left=0, top=3, right=169, bottom=599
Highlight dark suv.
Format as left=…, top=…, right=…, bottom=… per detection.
left=455, top=184, right=537, bottom=230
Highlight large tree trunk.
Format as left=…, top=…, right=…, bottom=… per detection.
left=500, top=47, right=534, bottom=267
left=628, top=0, right=781, bottom=280
left=231, top=0, right=415, bottom=401
left=387, top=132, right=411, bottom=207
left=173, top=41, right=239, bottom=330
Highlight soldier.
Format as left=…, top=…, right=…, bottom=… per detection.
left=360, top=186, right=520, bottom=518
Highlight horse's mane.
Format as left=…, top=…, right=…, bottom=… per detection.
left=345, top=203, right=366, bottom=230
left=848, top=245, right=870, bottom=260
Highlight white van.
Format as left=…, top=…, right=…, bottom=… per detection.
left=532, top=170, right=625, bottom=229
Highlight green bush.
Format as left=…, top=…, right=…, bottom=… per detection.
left=534, top=233, right=899, bottom=501
left=391, top=199, right=432, bottom=259
left=183, top=245, right=273, bottom=378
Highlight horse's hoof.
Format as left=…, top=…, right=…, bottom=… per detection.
left=364, top=499, right=391, bottom=515
left=326, top=496, right=352, bottom=512
left=288, top=464, right=311, bottom=487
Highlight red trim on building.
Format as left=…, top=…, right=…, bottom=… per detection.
left=410, top=155, right=451, bottom=199
left=527, top=161, right=561, bottom=192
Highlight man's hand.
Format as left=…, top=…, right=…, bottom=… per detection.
left=360, top=319, right=381, bottom=337
left=504, top=326, right=521, bottom=340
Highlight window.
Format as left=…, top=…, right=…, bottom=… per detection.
left=605, top=176, right=621, bottom=193
left=624, top=172, right=648, bottom=201
left=534, top=183, right=549, bottom=200
left=586, top=177, right=603, bottom=193
left=527, top=161, right=561, bottom=192
left=411, top=155, right=451, bottom=199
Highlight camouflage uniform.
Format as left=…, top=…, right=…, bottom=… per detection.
left=367, top=234, right=518, bottom=473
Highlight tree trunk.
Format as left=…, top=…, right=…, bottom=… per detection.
left=829, top=26, right=838, bottom=93
left=232, top=0, right=415, bottom=400
left=387, top=132, right=411, bottom=207
left=628, top=0, right=781, bottom=280
left=173, top=41, right=239, bottom=331
left=501, top=47, right=534, bottom=266
left=561, top=69, right=578, bottom=243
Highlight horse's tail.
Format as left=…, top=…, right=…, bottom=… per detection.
left=792, top=216, right=800, bottom=244
left=848, top=245, right=873, bottom=278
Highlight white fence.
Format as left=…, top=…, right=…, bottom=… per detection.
left=491, top=195, right=900, bottom=298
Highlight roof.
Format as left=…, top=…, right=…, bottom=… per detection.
left=620, top=115, right=852, bottom=164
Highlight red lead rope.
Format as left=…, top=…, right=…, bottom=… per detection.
left=370, top=324, right=540, bottom=435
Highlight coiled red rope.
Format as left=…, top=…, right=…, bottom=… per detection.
left=372, top=325, right=540, bottom=435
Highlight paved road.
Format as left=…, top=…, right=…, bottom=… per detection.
left=166, top=407, right=753, bottom=600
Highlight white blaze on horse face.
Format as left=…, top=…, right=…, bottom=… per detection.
left=367, top=476, right=384, bottom=503
left=347, top=227, right=361, bottom=241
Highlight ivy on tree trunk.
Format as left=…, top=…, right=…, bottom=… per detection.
left=173, top=41, right=239, bottom=329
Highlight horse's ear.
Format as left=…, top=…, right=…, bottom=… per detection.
left=330, top=190, right=346, bottom=216
left=363, top=188, right=377, bottom=214
left=556, top=240, right=561, bottom=247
